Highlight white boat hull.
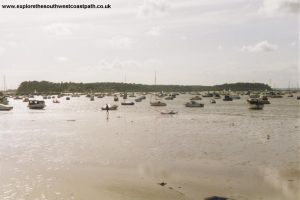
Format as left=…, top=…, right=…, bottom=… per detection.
left=0, top=104, right=13, bottom=111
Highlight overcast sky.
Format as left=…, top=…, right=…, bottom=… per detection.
left=0, top=0, right=299, bottom=89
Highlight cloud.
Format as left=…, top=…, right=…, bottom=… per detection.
left=241, top=41, right=278, bottom=52
left=43, top=23, right=73, bottom=36
left=137, top=0, right=170, bottom=18
left=259, top=0, right=299, bottom=16
left=147, top=26, right=161, bottom=36
left=110, top=36, right=133, bottom=49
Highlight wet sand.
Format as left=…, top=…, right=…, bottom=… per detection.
left=0, top=94, right=299, bottom=200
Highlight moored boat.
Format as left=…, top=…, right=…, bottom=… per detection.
left=185, top=100, right=204, bottom=107
left=101, top=104, right=118, bottom=110
left=114, top=95, right=119, bottom=101
left=0, top=104, right=13, bottom=111
left=223, top=95, right=233, bottom=101
left=247, top=98, right=264, bottom=110
left=121, top=101, right=135, bottom=105
left=150, top=101, right=167, bottom=106
left=160, top=110, right=178, bottom=114
left=28, top=100, right=46, bottom=109
left=190, top=96, right=202, bottom=100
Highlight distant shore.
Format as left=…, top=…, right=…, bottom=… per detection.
left=15, top=81, right=273, bottom=94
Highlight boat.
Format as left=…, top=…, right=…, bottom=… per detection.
left=0, top=104, right=13, bottom=111
left=165, top=96, right=174, bottom=100
left=90, top=96, right=95, bottom=101
left=247, top=98, right=264, bottom=110
left=0, top=96, right=9, bottom=105
left=121, top=101, right=135, bottom=105
left=23, top=97, right=29, bottom=102
left=223, top=95, right=233, bottom=101
left=135, top=97, right=143, bottom=102
left=101, top=104, right=118, bottom=110
left=202, top=93, right=213, bottom=97
left=28, top=100, right=46, bottom=109
left=214, top=93, right=221, bottom=99
left=190, top=96, right=202, bottom=100
left=114, top=95, right=119, bottom=101
left=287, top=93, right=294, bottom=97
left=97, top=94, right=104, bottom=98
left=160, top=110, right=178, bottom=114
left=185, top=100, right=204, bottom=107
left=210, top=99, right=216, bottom=104
left=150, top=101, right=167, bottom=106
left=260, top=96, right=270, bottom=104
left=53, top=99, right=60, bottom=103
left=66, top=97, right=70, bottom=100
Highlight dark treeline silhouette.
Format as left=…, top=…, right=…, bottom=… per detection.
left=16, top=81, right=272, bottom=94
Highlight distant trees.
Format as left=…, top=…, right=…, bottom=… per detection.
left=16, top=81, right=272, bottom=94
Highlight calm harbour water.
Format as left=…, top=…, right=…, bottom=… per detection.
left=0, top=94, right=299, bottom=200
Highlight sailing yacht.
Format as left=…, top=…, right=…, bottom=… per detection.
left=150, top=72, right=167, bottom=106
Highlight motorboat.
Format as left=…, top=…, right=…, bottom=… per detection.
left=150, top=101, right=167, bottom=106
left=53, top=99, right=60, bottom=103
left=121, top=101, right=135, bottom=105
left=135, top=97, right=143, bottom=102
left=214, top=94, right=221, bottom=99
left=247, top=98, right=264, bottom=110
left=0, top=104, right=13, bottom=111
left=101, top=104, right=118, bottom=110
left=160, top=110, right=178, bottom=115
left=114, top=95, right=119, bottom=101
left=0, top=97, right=9, bottom=105
left=23, top=97, right=29, bottom=102
left=260, top=96, right=270, bottom=104
left=190, top=96, right=202, bottom=100
left=185, top=101, right=204, bottom=107
left=28, top=100, right=46, bottom=109
left=223, top=95, right=233, bottom=101
left=165, top=96, right=174, bottom=100
left=202, top=93, right=213, bottom=97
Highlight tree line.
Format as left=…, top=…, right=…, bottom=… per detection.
left=16, top=81, right=272, bottom=94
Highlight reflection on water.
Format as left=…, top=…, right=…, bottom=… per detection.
left=0, top=94, right=299, bottom=200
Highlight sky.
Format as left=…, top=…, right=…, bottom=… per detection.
left=0, top=0, right=299, bottom=89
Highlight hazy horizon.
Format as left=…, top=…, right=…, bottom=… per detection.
left=0, top=0, right=299, bottom=89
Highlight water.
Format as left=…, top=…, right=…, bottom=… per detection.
left=0, top=94, right=299, bottom=200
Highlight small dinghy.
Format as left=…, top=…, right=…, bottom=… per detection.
left=0, top=104, right=13, bottom=111
left=121, top=101, right=135, bottom=105
left=101, top=104, right=118, bottom=110
left=28, top=100, right=46, bottom=109
left=160, top=110, right=178, bottom=115
left=247, top=98, right=264, bottom=110
left=53, top=99, right=60, bottom=103
left=185, top=101, right=204, bottom=107
left=190, top=96, right=202, bottom=100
